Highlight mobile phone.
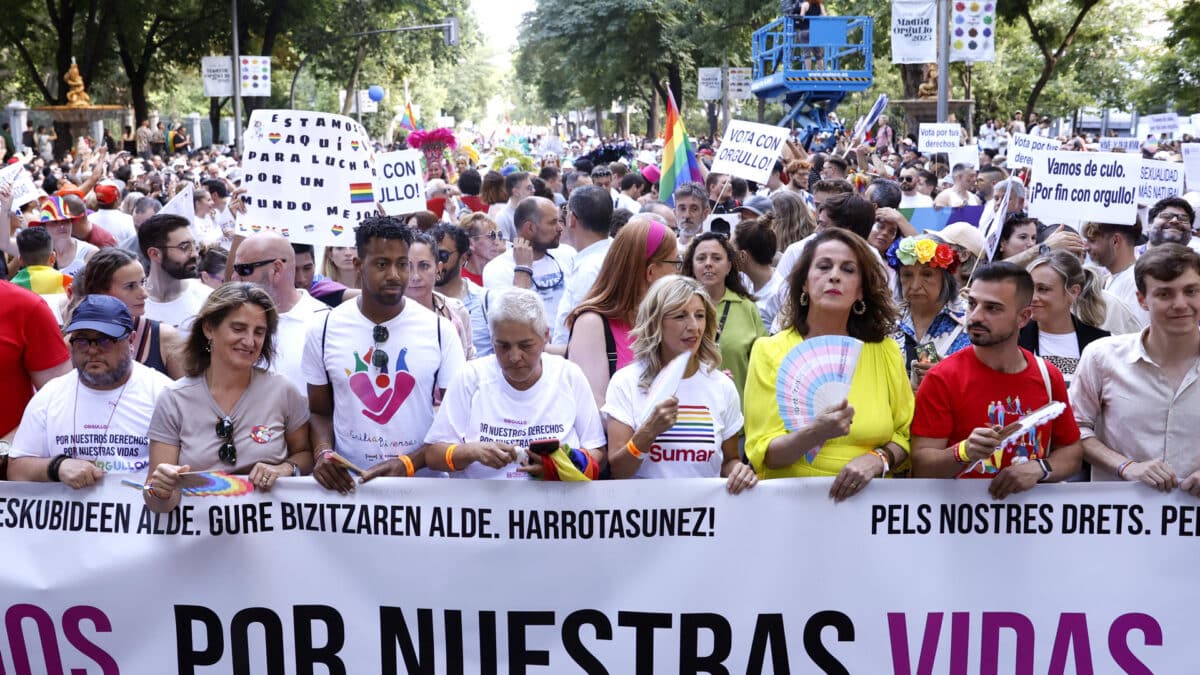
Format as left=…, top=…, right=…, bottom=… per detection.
left=916, top=342, right=941, bottom=364
left=528, top=439, right=560, bottom=456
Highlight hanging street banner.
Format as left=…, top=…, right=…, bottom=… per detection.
left=728, top=68, right=754, bottom=100
left=891, top=0, right=938, bottom=64
left=201, top=56, right=272, bottom=97
left=710, top=120, right=791, bottom=184
left=237, top=109, right=376, bottom=247
left=948, top=0, right=997, bottom=63
left=372, top=149, right=427, bottom=216
left=698, top=68, right=723, bottom=101
left=1027, top=150, right=1140, bottom=225
left=0, top=479, right=1194, bottom=672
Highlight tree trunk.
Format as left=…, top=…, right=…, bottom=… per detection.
left=706, top=101, right=719, bottom=140
left=1019, top=0, right=1099, bottom=118
left=129, top=74, right=149, bottom=126
left=341, top=41, right=368, bottom=116
left=646, top=87, right=660, bottom=138
left=209, top=98, right=226, bottom=144
left=667, top=64, right=683, bottom=113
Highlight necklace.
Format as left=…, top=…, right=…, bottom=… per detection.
left=71, top=374, right=130, bottom=459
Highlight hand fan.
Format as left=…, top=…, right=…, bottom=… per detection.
left=326, top=451, right=366, bottom=476
left=996, top=401, right=1066, bottom=452
left=775, top=336, right=864, bottom=462
left=177, top=471, right=256, bottom=496
left=641, top=353, right=691, bottom=423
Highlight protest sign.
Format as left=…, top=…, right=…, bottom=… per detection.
left=948, top=0, right=996, bottom=62
left=980, top=182, right=1011, bottom=261
left=1, top=478, right=1196, bottom=673
left=237, top=109, right=376, bottom=247
left=1027, top=150, right=1139, bottom=225
left=338, top=90, right=378, bottom=114
left=159, top=182, right=195, bottom=225
left=728, top=67, right=753, bottom=99
left=1138, top=158, right=1185, bottom=205
left=1144, top=112, right=1179, bottom=136
left=947, top=144, right=979, bottom=170
left=1183, top=144, right=1200, bottom=191
left=0, top=162, right=39, bottom=208
left=372, top=149, right=426, bottom=216
left=1099, top=137, right=1141, bottom=152
left=918, top=123, right=961, bottom=153
left=697, top=68, right=722, bottom=100
left=710, top=120, right=790, bottom=184
left=1007, top=132, right=1060, bottom=169
left=891, top=0, right=937, bottom=64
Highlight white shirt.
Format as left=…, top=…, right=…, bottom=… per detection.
left=11, top=363, right=172, bottom=473
left=1037, top=329, right=1081, bottom=385
left=145, top=280, right=212, bottom=333
left=426, top=354, right=606, bottom=480
left=602, top=361, right=742, bottom=479
left=1103, top=266, right=1150, bottom=330
left=301, top=298, right=464, bottom=468
left=495, top=204, right=517, bottom=242
left=614, top=193, right=641, bottom=214
left=483, top=244, right=577, bottom=326
left=552, top=238, right=612, bottom=345
left=89, top=209, right=137, bottom=243
left=191, top=213, right=223, bottom=247
left=273, top=289, right=329, bottom=397
left=899, top=193, right=934, bottom=209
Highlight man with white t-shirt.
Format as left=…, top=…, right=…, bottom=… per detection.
left=483, top=196, right=576, bottom=324
left=304, top=217, right=465, bottom=493
left=8, top=296, right=172, bottom=487
left=232, top=232, right=328, bottom=394
left=552, top=185, right=612, bottom=345
left=898, top=165, right=934, bottom=208
left=90, top=182, right=137, bottom=244
left=138, top=213, right=212, bottom=331
left=1082, top=219, right=1149, bottom=331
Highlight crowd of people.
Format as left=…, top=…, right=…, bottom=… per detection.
left=1, top=105, right=1198, bottom=511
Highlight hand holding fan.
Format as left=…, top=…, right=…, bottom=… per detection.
left=177, top=471, right=256, bottom=496
left=996, top=401, right=1066, bottom=452
left=775, top=336, right=864, bottom=462
left=641, top=353, right=690, bottom=424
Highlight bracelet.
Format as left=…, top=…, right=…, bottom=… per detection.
left=1116, top=460, right=1134, bottom=480
left=880, top=445, right=897, bottom=467
left=144, top=483, right=170, bottom=500
left=399, top=454, right=415, bottom=477
left=445, top=444, right=458, bottom=472
left=954, top=441, right=971, bottom=464
left=283, top=460, right=300, bottom=477
left=871, top=448, right=890, bottom=477
left=514, top=265, right=534, bottom=277
left=625, top=439, right=644, bottom=459
left=47, top=454, right=68, bottom=482
left=315, top=448, right=334, bottom=464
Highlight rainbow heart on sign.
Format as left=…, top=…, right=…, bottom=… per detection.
left=350, top=140, right=360, bottom=151
left=331, top=224, right=345, bottom=235
left=251, top=224, right=262, bottom=232
left=268, top=132, right=281, bottom=144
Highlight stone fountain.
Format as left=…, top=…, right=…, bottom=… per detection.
left=32, top=59, right=125, bottom=153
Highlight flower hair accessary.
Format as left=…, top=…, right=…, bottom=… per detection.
left=887, top=235, right=960, bottom=273
left=406, top=128, right=457, bottom=151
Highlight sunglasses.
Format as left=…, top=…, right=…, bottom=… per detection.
left=899, top=176, right=915, bottom=183
left=216, top=416, right=237, bottom=465
left=372, top=325, right=389, bottom=369
left=437, top=249, right=451, bottom=263
left=472, top=231, right=504, bottom=241
left=232, top=258, right=279, bottom=277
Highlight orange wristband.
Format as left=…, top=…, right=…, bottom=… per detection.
left=626, top=439, right=643, bottom=459
left=445, top=444, right=458, bottom=472
left=399, top=454, right=415, bottom=477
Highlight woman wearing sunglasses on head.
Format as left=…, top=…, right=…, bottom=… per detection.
left=143, top=282, right=312, bottom=513
left=404, top=231, right=474, bottom=360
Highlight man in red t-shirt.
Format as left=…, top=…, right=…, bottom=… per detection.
left=911, top=262, right=1082, bottom=499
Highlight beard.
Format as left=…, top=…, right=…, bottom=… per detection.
left=78, top=349, right=133, bottom=389
left=1150, top=227, right=1190, bottom=247
left=162, top=256, right=198, bottom=280
left=435, top=263, right=461, bottom=287
left=967, top=323, right=1015, bottom=347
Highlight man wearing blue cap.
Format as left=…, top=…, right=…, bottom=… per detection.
left=8, top=295, right=172, bottom=488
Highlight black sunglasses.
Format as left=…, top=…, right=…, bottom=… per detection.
left=232, top=258, right=279, bottom=277
left=216, top=416, right=237, bottom=465
left=69, top=336, right=121, bottom=350
left=437, top=249, right=451, bottom=263
left=372, top=325, right=389, bottom=369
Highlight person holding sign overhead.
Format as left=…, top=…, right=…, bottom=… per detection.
left=604, top=275, right=756, bottom=493
left=743, top=229, right=912, bottom=499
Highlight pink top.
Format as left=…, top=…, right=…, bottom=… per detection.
left=610, top=318, right=635, bottom=370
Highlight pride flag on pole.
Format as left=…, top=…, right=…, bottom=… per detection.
left=399, top=101, right=419, bottom=131
left=660, top=89, right=704, bottom=206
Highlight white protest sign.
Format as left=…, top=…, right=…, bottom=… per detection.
left=979, top=182, right=1011, bottom=262
left=710, top=120, right=791, bottom=184
left=891, top=0, right=937, bottom=64
left=1138, top=158, right=1185, bottom=205
left=947, top=144, right=979, bottom=170
left=1007, top=132, right=1060, bottom=169
left=917, top=123, right=961, bottom=153
left=201, top=56, right=232, bottom=97
left=1099, top=137, right=1141, bottom=152
left=338, top=90, right=378, bottom=114
left=1144, top=112, right=1179, bottom=136
left=237, top=109, right=376, bottom=247
left=728, top=67, right=753, bottom=99
left=159, top=182, right=195, bottom=225
left=372, top=149, right=426, bottom=216
left=697, top=68, right=722, bottom=101
left=1183, top=144, right=1200, bottom=191
left=1027, top=150, right=1139, bottom=225
left=0, top=162, right=39, bottom=208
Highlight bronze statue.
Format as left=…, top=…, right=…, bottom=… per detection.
left=64, top=59, right=91, bottom=108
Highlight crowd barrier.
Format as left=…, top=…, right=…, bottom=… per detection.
left=0, top=477, right=1192, bottom=673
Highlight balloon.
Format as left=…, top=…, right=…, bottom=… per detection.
left=368, top=86, right=385, bottom=102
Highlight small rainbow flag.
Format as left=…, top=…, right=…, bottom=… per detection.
left=268, top=132, right=281, bottom=144
left=660, top=89, right=704, bottom=207
left=399, top=101, right=419, bottom=131
left=349, top=182, right=373, bottom=204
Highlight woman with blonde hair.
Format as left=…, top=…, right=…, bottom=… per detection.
left=322, top=245, right=359, bottom=289
left=458, top=211, right=506, bottom=286
left=768, top=189, right=817, bottom=253
left=1018, top=250, right=1109, bottom=385
left=567, top=216, right=680, bottom=407
left=603, top=275, right=757, bottom=493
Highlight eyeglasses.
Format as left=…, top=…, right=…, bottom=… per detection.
left=159, top=241, right=197, bottom=254
left=436, top=249, right=451, bottom=264
left=232, top=258, right=280, bottom=277
left=1156, top=212, right=1190, bottom=224
left=69, top=335, right=122, bottom=350
left=531, top=254, right=565, bottom=292
left=372, top=324, right=389, bottom=369
left=661, top=258, right=683, bottom=270
left=472, top=231, right=504, bottom=242
left=215, top=416, right=237, bottom=465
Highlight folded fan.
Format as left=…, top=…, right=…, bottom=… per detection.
left=775, top=336, right=864, bottom=463
left=641, top=353, right=691, bottom=424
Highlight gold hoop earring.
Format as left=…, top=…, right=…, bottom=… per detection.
left=799, top=290, right=809, bottom=306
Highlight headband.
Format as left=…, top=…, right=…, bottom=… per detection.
left=645, top=220, right=668, bottom=260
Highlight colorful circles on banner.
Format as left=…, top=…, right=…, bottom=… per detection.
left=239, top=56, right=271, bottom=91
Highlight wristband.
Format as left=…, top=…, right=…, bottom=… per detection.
left=284, top=460, right=300, bottom=477
left=626, top=439, right=644, bottom=459
left=47, top=454, right=68, bottom=482
left=514, top=265, right=534, bottom=277
left=399, top=454, right=415, bottom=477
left=315, top=448, right=334, bottom=464
left=144, top=482, right=170, bottom=500
left=1037, top=458, right=1052, bottom=483
left=445, top=444, right=458, bottom=472
left=955, top=441, right=970, bottom=464
left=871, top=448, right=890, bottom=478
left=1116, top=460, right=1134, bottom=480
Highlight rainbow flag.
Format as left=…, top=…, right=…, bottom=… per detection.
left=660, top=89, right=704, bottom=206
left=399, top=101, right=419, bottom=131
left=349, top=182, right=374, bottom=204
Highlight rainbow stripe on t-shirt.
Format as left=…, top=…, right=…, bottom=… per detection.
left=657, top=405, right=715, bottom=444
left=349, top=182, right=374, bottom=204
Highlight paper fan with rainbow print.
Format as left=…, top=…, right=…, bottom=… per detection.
left=177, top=471, right=256, bottom=497
left=775, top=336, right=863, bottom=462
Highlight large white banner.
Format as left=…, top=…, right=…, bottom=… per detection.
left=202, top=56, right=272, bottom=97
left=710, top=120, right=791, bottom=184
left=891, top=0, right=938, bottom=64
left=1028, top=150, right=1140, bottom=225
left=1099, top=137, right=1141, bottom=153
left=0, top=478, right=1195, bottom=672
left=1144, top=112, right=1180, bottom=136
left=237, top=109, right=376, bottom=247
